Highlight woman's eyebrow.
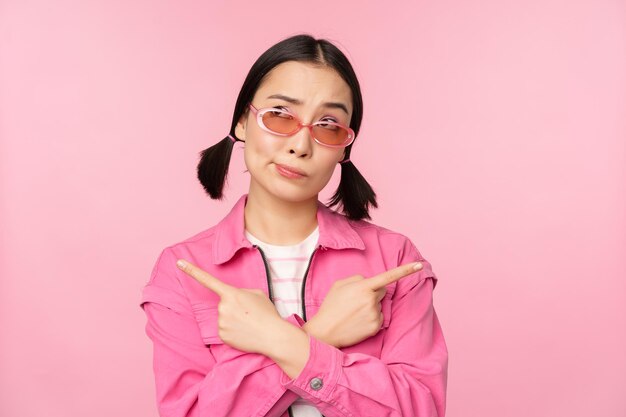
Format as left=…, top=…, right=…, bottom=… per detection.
left=266, top=94, right=349, bottom=115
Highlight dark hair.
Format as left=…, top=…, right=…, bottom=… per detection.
left=197, top=33, right=378, bottom=221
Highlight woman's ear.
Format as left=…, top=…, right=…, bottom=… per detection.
left=235, top=110, right=248, bottom=141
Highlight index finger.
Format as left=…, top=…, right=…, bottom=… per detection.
left=364, top=261, right=423, bottom=291
left=176, top=259, right=234, bottom=298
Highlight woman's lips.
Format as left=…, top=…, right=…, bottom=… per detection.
left=275, top=163, right=306, bottom=179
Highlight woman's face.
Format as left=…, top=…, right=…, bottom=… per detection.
left=235, top=60, right=353, bottom=204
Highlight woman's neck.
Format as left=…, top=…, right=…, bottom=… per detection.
left=243, top=188, right=318, bottom=246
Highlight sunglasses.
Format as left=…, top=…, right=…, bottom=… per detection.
left=248, top=103, right=355, bottom=148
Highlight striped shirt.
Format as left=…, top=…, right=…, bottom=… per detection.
left=245, top=225, right=322, bottom=417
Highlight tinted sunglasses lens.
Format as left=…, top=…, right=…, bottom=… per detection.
left=313, top=124, right=351, bottom=146
left=261, top=110, right=299, bottom=134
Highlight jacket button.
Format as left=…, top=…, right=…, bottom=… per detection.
left=309, top=377, right=323, bottom=390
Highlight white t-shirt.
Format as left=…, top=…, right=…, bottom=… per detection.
left=245, top=225, right=323, bottom=417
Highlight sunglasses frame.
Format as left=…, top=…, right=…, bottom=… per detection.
left=247, top=103, right=356, bottom=148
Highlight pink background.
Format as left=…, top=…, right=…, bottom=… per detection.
left=1, top=1, right=624, bottom=416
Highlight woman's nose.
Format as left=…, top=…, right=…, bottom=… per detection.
left=286, top=125, right=313, bottom=156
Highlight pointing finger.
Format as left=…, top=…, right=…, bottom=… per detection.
left=176, top=259, right=234, bottom=298
left=365, top=262, right=423, bottom=291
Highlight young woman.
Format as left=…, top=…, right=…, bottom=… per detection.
left=140, top=34, right=448, bottom=417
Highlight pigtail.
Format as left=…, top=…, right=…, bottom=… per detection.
left=196, top=135, right=240, bottom=200
left=328, top=159, right=378, bottom=221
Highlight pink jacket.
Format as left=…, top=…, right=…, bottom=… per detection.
left=140, top=193, right=448, bottom=417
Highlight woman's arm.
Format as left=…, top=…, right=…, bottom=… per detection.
left=274, top=239, right=449, bottom=417
left=140, top=248, right=299, bottom=417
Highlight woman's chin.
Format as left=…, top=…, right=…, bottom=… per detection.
left=266, top=183, right=321, bottom=203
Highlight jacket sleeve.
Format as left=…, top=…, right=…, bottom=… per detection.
left=139, top=248, right=299, bottom=417
left=278, top=238, right=449, bottom=417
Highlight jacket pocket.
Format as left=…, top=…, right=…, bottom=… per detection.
left=191, top=303, right=223, bottom=345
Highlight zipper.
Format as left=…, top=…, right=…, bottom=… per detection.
left=255, top=244, right=326, bottom=417
left=256, top=244, right=292, bottom=416
left=255, top=245, right=273, bottom=301
left=300, top=245, right=320, bottom=321
left=300, top=245, right=327, bottom=417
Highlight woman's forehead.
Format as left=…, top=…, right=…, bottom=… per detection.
left=255, top=61, right=352, bottom=112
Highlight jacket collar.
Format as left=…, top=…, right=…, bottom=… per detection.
left=212, top=193, right=365, bottom=264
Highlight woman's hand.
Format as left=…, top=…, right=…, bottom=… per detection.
left=175, top=259, right=287, bottom=356
left=307, top=261, right=423, bottom=348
